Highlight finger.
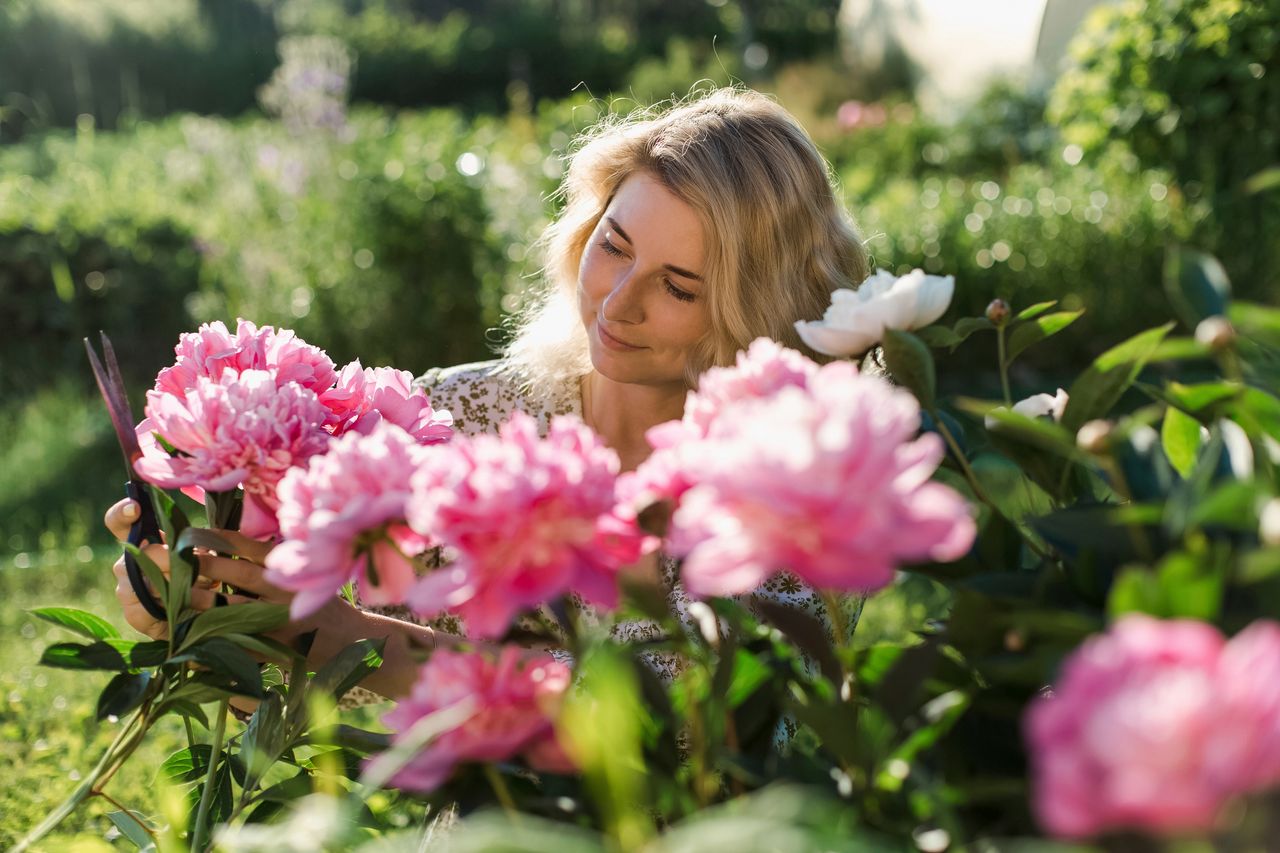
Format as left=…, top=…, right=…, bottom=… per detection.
left=105, top=499, right=140, bottom=543
left=197, top=554, right=285, bottom=597
left=207, top=529, right=274, bottom=565
left=189, top=587, right=256, bottom=612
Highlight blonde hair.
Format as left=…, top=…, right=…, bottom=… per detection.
left=502, top=87, right=869, bottom=397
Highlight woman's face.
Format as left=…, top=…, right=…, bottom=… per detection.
left=577, top=171, right=710, bottom=390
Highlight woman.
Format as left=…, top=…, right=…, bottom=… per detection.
left=104, top=87, right=871, bottom=700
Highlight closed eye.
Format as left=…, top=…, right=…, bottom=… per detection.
left=665, top=279, right=696, bottom=303
left=598, top=238, right=626, bottom=258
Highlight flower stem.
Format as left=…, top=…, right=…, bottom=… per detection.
left=94, top=790, right=156, bottom=841
left=930, top=409, right=1053, bottom=563
left=996, top=326, right=1013, bottom=406
left=482, top=764, right=521, bottom=825
left=190, top=700, right=230, bottom=853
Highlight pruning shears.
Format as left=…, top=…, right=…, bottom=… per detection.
left=85, top=332, right=170, bottom=620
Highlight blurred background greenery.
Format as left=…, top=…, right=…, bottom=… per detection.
left=1, top=0, right=1275, bottom=579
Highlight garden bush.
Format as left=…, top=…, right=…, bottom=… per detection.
left=1048, top=0, right=1280, bottom=297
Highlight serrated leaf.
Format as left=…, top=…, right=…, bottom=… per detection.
left=29, top=607, right=121, bottom=641
left=1061, top=324, right=1175, bottom=433
left=881, top=329, right=936, bottom=409
left=311, top=638, right=386, bottom=700
left=1003, top=310, right=1084, bottom=365
left=1015, top=300, right=1058, bottom=322
left=1161, top=406, right=1202, bottom=478
left=179, top=602, right=289, bottom=651
left=97, top=671, right=152, bottom=721
left=1165, top=247, right=1231, bottom=330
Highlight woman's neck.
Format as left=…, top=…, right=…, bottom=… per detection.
left=580, top=371, right=687, bottom=472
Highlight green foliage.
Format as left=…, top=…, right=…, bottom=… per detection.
left=854, top=152, right=1200, bottom=366
left=1048, top=0, right=1280, bottom=296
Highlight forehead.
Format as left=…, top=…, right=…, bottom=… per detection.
left=605, top=172, right=705, bottom=264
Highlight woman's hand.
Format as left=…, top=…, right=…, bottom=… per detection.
left=104, top=498, right=288, bottom=639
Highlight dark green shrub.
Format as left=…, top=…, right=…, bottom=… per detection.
left=1048, top=0, right=1280, bottom=297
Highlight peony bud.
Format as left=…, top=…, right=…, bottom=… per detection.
left=1261, top=498, right=1280, bottom=547
left=985, top=298, right=1011, bottom=327
left=1076, top=419, right=1114, bottom=453
left=1195, top=316, right=1236, bottom=351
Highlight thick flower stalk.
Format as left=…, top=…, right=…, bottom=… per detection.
left=134, top=368, right=331, bottom=538
left=1025, top=615, right=1280, bottom=839
left=266, top=422, right=442, bottom=619
left=794, top=268, right=955, bottom=357
left=382, top=647, right=575, bottom=793
left=320, top=362, right=454, bottom=443
left=406, top=411, right=650, bottom=639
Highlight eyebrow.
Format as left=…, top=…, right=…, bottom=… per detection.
left=606, top=216, right=704, bottom=282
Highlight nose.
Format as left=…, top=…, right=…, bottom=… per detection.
left=601, top=270, right=644, bottom=324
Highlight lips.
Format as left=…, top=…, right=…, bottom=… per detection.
left=596, top=321, right=645, bottom=351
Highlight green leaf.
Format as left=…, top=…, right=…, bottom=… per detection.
left=1189, top=481, right=1266, bottom=531
left=160, top=745, right=216, bottom=784
left=174, top=638, right=265, bottom=698
left=29, top=607, right=121, bottom=641
left=1230, top=301, right=1280, bottom=349
left=1004, top=310, right=1084, bottom=366
left=1230, top=387, right=1280, bottom=445
left=1164, top=247, right=1231, bottom=330
left=179, top=602, right=289, bottom=651
left=241, top=691, right=286, bottom=792
left=1161, top=406, right=1202, bottom=478
left=106, top=810, right=157, bottom=852
left=915, top=324, right=962, bottom=349
left=157, top=699, right=210, bottom=729
left=1108, top=567, right=1165, bottom=619
left=1148, top=337, right=1212, bottom=363
left=163, top=673, right=241, bottom=706
left=881, top=329, right=936, bottom=409
left=124, top=543, right=169, bottom=611
left=1244, top=167, right=1280, bottom=195
left=308, top=724, right=393, bottom=754
left=952, top=316, right=995, bottom=342
left=96, top=672, right=152, bottom=721
left=1161, top=380, right=1243, bottom=413
left=311, top=638, right=386, bottom=700
left=40, top=639, right=168, bottom=671
left=1014, top=300, right=1058, bottom=322
left=221, top=632, right=296, bottom=665
left=1061, top=323, right=1175, bottom=433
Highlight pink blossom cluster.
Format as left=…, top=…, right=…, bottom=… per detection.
left=265, top=423, right=431, bottom=619
left=383, top=647, right=575, bottom=792
left=1026, top=615, right=1280, bottom=839
left=135, top=319, right=452, bottom=537
left=405, top=412, right=651, bottom=639
left=623, top=337, right=975, bottom=598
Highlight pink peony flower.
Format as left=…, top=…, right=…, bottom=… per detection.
left=265, top=422, right=433, bottom=619
left=626, top=339, right=974, bottom=598
left=320, top=362, right=454, bottom=444
left=405, top=411, right=650, bottom=639
left=382, top=647, right=574, bottom=792
left=134, top=368, right=331, bottom=538
left=154, top=318, right=336, bottom=401
left=683, top=337, right=817, bottom=434
left=1025, top=616, right=1280, bottom=839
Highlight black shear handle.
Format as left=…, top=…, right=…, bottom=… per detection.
left=124, top=480, right=168, bottom=621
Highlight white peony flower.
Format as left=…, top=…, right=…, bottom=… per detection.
left=986, top=388, right=1069, bottom=431
left=1011, top=388, right=1070, bottom=422
left=794, top=268, right=955, bottom=357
